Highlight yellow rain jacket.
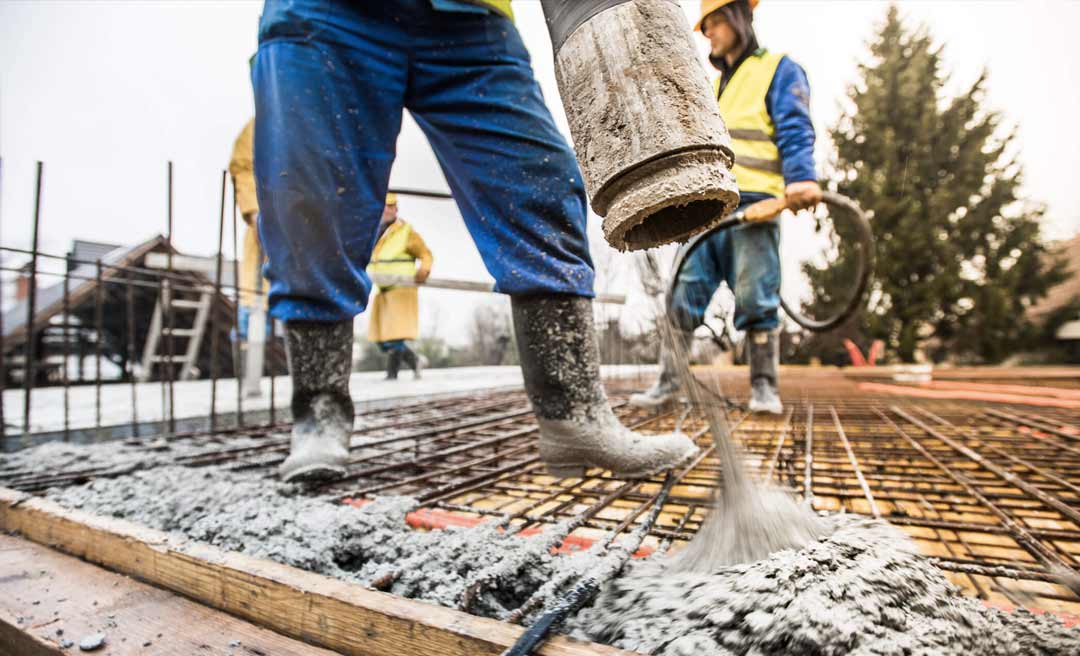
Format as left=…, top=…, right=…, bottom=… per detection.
left=367, top=220, right=433, bottom=343
left=228, top=118, right=269, bottom=309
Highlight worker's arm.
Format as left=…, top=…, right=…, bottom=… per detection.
left=228, top=119, right=260, bottom=224
left=406, top=229, right=433, bottom=284
left=767, top=57, right=822, bottom=211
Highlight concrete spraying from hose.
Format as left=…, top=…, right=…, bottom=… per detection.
left=652, top=289, right=829, bottom=573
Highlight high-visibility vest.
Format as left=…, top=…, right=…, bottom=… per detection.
left=714, top=49, right=786, bottom=199
left=475, top=0, right=513, bottom=19
left=368, top=222, right=416, bottom=286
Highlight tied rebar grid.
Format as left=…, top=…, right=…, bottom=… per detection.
left=321, top=373, right=1078, bottom=617
left=3, top=354, right=1080, bottom=615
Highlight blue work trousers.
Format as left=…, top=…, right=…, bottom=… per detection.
left=670, top=195, right=781, bottom=333
left=376, top=340, right=408, bottom=354
left=253, top=0, right=594, bottom=322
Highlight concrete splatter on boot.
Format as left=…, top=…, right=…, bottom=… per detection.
left=629, top=329, right=691, bottom=408
left=279, top=320, right=355, bottom=483
left=512, top=295, right=699, bottom=479
left=748, top=330, right=783, bottom=415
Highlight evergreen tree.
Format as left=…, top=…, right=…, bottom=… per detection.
left=802, top=5, right=1066, bottom=363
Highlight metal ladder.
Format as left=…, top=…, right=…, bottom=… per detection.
left=138, top=285, right=212, bottom=382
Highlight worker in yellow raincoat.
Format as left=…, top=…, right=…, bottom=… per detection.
left=227, top=118, right=270, bottom=339
left=366, top=193, right=433, bottom=380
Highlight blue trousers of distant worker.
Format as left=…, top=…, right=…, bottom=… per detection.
left=376, top=340, right=408, bottom=355
left=670, top=194, right=781, bottom=334
left=252, top=0, right=595, bottom=323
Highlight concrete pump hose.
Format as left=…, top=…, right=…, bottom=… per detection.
left=540, top=0, right=740, bottom=252
left=780, top=191, right=874, bottom=333
left=540, top=0, right=631, bottom=52
left=666, top=192, right=875, bottom=334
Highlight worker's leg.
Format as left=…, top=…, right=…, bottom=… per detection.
left=400, top=344, right=425, bottom=380
left=406, top=9, right=697, bottom=477
left=377, top=340, right=406, bottom=380
left=729, top=220, right=783, bottom=414
left=253, top=0, right=409, bottom=481
left=629, top=238, right=727, bottom=408
left=729, top=221, right=781, bottom=334
left=254, top=1, right=408, bottom=321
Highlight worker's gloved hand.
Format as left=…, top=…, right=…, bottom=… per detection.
left=785, top=180, right=823, bottom=212
left=414, top=268, right=430, bottom=284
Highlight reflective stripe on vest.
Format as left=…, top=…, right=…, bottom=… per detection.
left=714, top=50, right=786, bottom=198
left=368, top=222, right=416, bottom=284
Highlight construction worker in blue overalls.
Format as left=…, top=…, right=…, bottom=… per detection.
left=253, top=0, right=700, bottom=482
left=631, top=0, right=822, bottom=414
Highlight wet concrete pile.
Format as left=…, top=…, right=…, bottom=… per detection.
left=42, top=464, right=616, bottom=620
left=0, top=436, right=269, bottom=481
left=7, top=442, right=1074, bottom=655
left=569, top=515, right=1079, bottom=655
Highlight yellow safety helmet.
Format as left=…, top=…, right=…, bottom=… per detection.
left=385, top=192, right=398, bottom=206
left=694, top=0, right=759, bottom=33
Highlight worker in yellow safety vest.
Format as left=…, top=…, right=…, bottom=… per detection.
left=632, top=0, right=822, bottom=414
left=366, top=193, right=433, bottom=380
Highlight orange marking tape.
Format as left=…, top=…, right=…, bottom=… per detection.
left=856, top=382, right=1080, bottom=410
left=928, top=380, right=1080, bottom=402
left=341, top=499, right=654, bottom=558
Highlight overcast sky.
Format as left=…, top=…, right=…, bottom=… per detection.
left=2, top=0, right=1078, bottom=344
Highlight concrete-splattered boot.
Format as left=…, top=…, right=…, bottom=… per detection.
left=748, top=330, right=783, bottom=415
left=629, top=329, right=691, bottom=408
left=279, top=320, right=355, bottom=483
left=512, top=295, right=699, bottom=479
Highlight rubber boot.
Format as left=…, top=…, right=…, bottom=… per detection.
left=748, top=330, right=783, bottom=415
left=512, top=295, right=699, bottom=479
left=278, top=320, right=354, bottom=483
left=401, top=346, right=424, bottom=380
left=629, top=329, right=691, bottom=408
left=385, top=350, right=401, bottom=380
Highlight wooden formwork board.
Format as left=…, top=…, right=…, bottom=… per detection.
left=0, top=487, right=635, bottom=656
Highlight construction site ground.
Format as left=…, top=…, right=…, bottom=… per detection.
left=1, top=364, right=1079, bottom=654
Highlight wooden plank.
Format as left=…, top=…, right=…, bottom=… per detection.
left=0, top=487, right=636, bottom=656
left=143, top=253, right=627, bottom=305
left=370, top=274, right=627, bottom=305
left=0, top=533, right=339, bottom=655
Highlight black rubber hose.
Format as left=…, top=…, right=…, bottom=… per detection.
left=666, top=192, right=874, bottom=333
left=780, top=192, right=874, bottom=332
left=540, top=0, right=636, bottom=52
